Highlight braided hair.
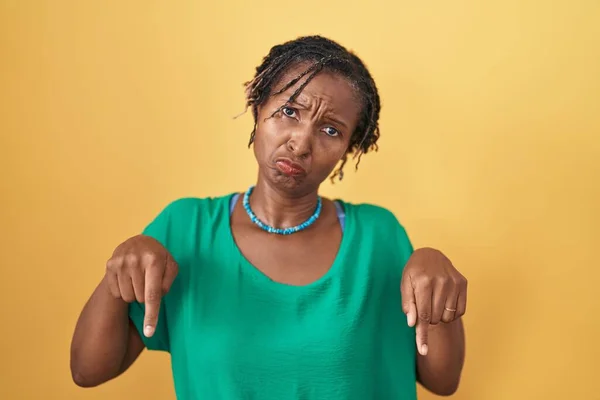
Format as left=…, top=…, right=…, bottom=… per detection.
left=241, top=35, right=381, bottom=182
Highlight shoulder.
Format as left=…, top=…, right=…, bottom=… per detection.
left=341, top=200, right=405, bottom=230
left=142, top=193, right=234, bottom=242
left=155, top=194, right=232, bottom=216
left=148, top=193, right=235, bottom=223
left=340, top=199, right=413, bottom=252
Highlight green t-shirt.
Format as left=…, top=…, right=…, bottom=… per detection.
left=129, top=193, right=417, bottom=399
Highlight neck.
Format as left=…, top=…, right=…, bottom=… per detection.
left=248, top=179, right=320, bottom=229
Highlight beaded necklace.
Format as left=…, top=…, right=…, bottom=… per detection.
left=242, top=186, right=322, bottom=235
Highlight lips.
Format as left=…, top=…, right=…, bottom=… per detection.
left=275, top=158, right=306, bottom=176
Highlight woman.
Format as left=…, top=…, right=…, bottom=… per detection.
left=70, top=35, right=467, bottom=399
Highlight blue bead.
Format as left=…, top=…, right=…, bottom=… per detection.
left=242, top=185, right=322, bottom=235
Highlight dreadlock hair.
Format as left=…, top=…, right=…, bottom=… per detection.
left=241, top=35, right=381, bottom=182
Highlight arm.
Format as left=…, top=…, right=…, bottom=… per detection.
left=400, top=247, right=468, bottom=396
left=70, top=276, right=145, bottom=387
left=70, top=234, right=178, bottom=387
left=416, top=318, right=465, bottom=396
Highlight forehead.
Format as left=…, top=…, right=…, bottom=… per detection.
left=273, top=62, right=360, bottom=110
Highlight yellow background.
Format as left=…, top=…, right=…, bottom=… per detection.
left=1, top=1, right=599, bottom=399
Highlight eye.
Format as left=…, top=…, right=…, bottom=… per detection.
left=281, top=106, right=297, bottom=118
left=323, top=126, right=340, bottom=137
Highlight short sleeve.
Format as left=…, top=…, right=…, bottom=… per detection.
left=128, top=203, right=174, bottom=352
left=378, top=205, right=414, bottom=267
left=395, top=222, right=414, bottom=265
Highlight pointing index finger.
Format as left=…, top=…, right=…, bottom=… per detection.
left=400, top=274, right=417, bottom=327
left=414, top=278, right=433, bottom=356
left=143, top=264, right=163, bottom=337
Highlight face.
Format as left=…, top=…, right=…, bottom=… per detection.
left=253, top=63, right=362, bottom=194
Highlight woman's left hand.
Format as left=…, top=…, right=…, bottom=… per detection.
left=400, top=247, right=467, bottom=356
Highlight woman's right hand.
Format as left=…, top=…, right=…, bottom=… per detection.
left=105, top=235, right=178, bottom=337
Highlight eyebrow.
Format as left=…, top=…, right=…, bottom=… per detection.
left=323, top=113, right=349, bottom=129
left=288, top=98, right=309, bottom=109
left=287, top=97, right=350, bottom=129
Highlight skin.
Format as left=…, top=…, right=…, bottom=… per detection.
left=402, top=247, right=467, bottom=395
left=229, top=64, right=362, bottom=285
left=70, top=62, right=467, bottom=395
left=69, top=236, right=172, bottom=387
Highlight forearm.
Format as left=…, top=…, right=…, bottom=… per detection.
left=416, top=318, right=465, bottom=396
left=70, top=276, right=136, bottom=387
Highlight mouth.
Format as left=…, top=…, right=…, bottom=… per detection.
left=274, top=158, right=307, bottom=176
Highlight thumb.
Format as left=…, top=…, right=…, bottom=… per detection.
left=400, top=273, right=417, bottom=327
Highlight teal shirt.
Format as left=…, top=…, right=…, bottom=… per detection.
left=129, top=193, right=417, bottom=399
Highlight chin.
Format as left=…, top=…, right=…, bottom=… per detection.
left=275, top=171, right=305, bottom=187
left=267, top=167, right=313, bottom=193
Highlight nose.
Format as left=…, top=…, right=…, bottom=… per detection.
left=286, top=128, right=312, bottom=158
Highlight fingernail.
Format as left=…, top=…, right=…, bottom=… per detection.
left=407, top=312, right=415, bottom=327
left=421, top=344, right=428, bottom=356
left=144, top=325, right=155, bottom=337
